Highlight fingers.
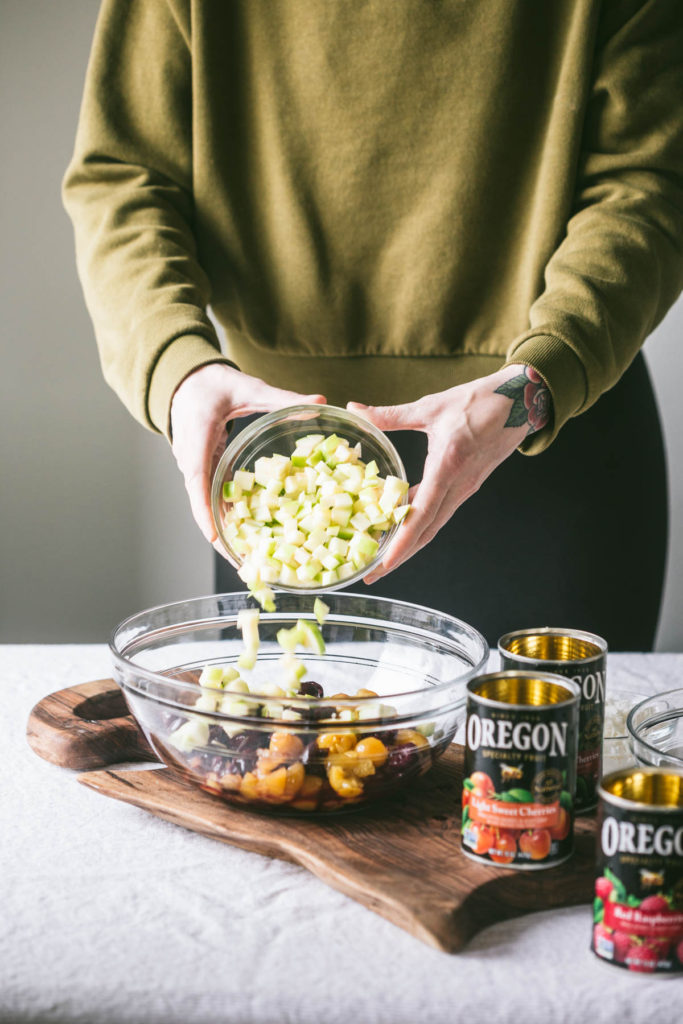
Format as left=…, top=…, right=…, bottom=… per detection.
left=346, top=399, right=424, bottom=433
left=230, top=374, right=327, bottom=419
left=171, top=365, right=328, bottom=544
left=184, top=470, right=217, bottom=543
left=213, top=537, right=229, bottom=560
left=363, top=448, right=452, bottom=583
left=177, top=421, right=228, bottom=544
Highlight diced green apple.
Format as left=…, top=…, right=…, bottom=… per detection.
left=194, top=693, right=220, bottom=712
left=222, top=480, right=242, bottom=502
left=282, top=708, right=303, bottom=722
left=280, top=653, right=307, bottom=686
left=280, top=564, right=299, bottom=586
left=331, top=508, right=352, bottom=528
left=198, top=665, right=226, bottom=690
left=293, top=433, right=325, bottom=457
left=253, top=587, right=276, bottom=612
left=233, top=470, right=255, bottom=491
left=313, top=598, right=330, bottom=625
left=224, top=677, right=250, bottom=694
left=220, top=432, right=412, bottom=595
left=277, top=626, right=299, bottom=653
left=169, top=719, right=210, bottom=752
left=238, top=649, right=258, bottom=670
left=351, top=532, right=379, bottom=561
left=296, top=618, right=326, bottom=654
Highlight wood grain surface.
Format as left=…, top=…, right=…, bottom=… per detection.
left=27, top=679, right=597, bottom=953
left=26, top=678, right=156, bottom=769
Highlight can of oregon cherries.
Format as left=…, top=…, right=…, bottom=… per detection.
left=461, top=670, right=580, bottom=870
left=593, top=767, right=683, bottom=973
left=498, top=628, right=607, bottom=813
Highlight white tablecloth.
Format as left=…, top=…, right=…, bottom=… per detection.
left=2, top=646, right=681, bottom=1024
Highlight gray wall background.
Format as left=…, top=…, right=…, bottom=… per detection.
left=1, top=1, right=681, bottom=648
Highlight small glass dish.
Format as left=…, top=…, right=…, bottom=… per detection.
left=627, top=688, right=683, bottom=769
left=109, top=591, right=488, bottom=815
left=210, top=404, right=408, bottom=593
left=602, top=688, right=648, bottom=776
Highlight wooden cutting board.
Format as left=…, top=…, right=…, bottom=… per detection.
left=27, top=679, right=597, bottom=953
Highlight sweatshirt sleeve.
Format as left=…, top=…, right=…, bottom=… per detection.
left=62, top=0, right=233, bottom=438
left=505, top=0, right=683, bottom=454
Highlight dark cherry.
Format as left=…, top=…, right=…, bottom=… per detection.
left=293, top=698, right=330, bottom=723
left=197, top=753, right=228, bottom=774
left=300, top=740, right=326, bottom=777
left=208, top=724, right=228, bottom=745
left=232, top=729, right=264, bottom=752
left=367, top=729, right=397, bottom=746
left=226, top=754, right=257, bottom=776
left=299, top=680, right=324, bottom=699
left=385, top=742, right=419, bottom=776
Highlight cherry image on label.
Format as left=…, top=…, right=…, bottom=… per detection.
left=462, top=671, right=580, bottom=871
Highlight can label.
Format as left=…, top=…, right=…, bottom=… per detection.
left=462, top=678, right=579, bottom=870
left=593, top=792, right=683, bottom=972
left=551, top=661, right=604, bottom=813
left=499, top=630, right=606, bottom=813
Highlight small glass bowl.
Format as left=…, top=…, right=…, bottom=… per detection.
left=109, top=591, right=488, bottom=815
left=210, top=404, right=408, bottom=592
left=627, top=688, right=683, bottom=769
left=602, top=688, right=648, bottom=776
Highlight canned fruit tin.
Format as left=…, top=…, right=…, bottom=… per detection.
left=593, top=767, right=683, bottom=973
left=462, top=671, right=580, bottom=870
left=498, top=628, right=607, bottom=812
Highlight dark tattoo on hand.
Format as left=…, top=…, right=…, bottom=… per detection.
left=494, top=366, right=551, bottom=434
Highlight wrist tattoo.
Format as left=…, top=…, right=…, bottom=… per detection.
left=494, top=366, right=551, bottom=434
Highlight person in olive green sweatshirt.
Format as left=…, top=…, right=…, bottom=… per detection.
left=63, top=1, right=682, bottom=646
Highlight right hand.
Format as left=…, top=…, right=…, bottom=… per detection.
left=170, top=362, right=326, bottom=545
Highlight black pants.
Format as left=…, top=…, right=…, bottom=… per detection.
left=216, top=354, right=668, bottom=651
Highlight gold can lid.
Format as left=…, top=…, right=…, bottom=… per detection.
left=498, top=627, right=607, bottom=664
left=467, top=670, right=580, bottom=710
left=599, top=766, right=683, bottom=811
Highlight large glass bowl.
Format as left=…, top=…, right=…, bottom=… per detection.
left=210, top=404, right=408, bottom=592
left=110, top=592, right=488, bottom=814
left=627, top=688, right=683, bottom=769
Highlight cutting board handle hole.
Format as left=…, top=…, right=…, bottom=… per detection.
left=73, top=689, right=128, bottom=722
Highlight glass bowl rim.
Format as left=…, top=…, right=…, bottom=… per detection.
left=109, top=589, right=490, bottom=714
left=210, top=403, right=408, bottom=593
left=626, top=687, right=683, bottom=769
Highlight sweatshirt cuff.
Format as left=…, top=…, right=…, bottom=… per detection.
left=147, top=334, right=235, bottom=440
left=504, top=334, right=587, bottom=455
left=505, top=333, right=589, bottom=454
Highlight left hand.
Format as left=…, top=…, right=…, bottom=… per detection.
left=347, top=363, right=550, bottom=584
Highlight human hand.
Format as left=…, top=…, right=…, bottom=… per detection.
left=347, top=364, right=550, bottom=583
left=170, top=363, right=326, bottom=544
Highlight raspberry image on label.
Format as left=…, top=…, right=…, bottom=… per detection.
left=592, top=768, right=683, bottom=973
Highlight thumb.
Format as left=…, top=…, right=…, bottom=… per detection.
left=346, top=399, right=423, bottom=433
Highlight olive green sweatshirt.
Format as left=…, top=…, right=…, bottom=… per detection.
left=63, top=0, right=683, bottom=453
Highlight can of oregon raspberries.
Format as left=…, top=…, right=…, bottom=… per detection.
left=461, top=671, right=580, bottom=870
left=592, top=767, right=683, bottom=973
left=498, top=627, right=607, bottom=813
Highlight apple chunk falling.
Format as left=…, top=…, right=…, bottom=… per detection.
left=219, top=433, right=410, bottom=599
